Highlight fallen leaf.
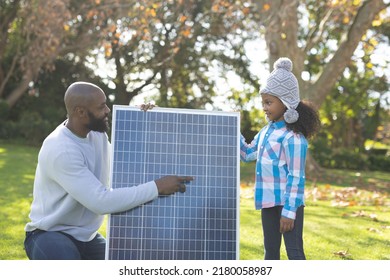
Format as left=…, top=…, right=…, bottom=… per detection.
left=348, top=200, right=357, bottom=206
left=369, top=213, right=379, bottom=222
left=331, top=200, right=350, bottom=207
left=351, top=210, right=367, bottom=217
left=367, top=227, right=381, bottom=233
left=333, top=250, right=351, bottom=258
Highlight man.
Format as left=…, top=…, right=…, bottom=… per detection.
left=24, top=81, right=193, bottom=260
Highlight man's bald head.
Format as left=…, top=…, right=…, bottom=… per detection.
left=64, top=82, right=105, bottom=116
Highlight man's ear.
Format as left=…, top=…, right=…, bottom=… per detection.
left=75, top=106, right=87, bottom=118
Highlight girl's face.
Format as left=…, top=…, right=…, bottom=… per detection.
left=261, top=93, right=286, bottom=122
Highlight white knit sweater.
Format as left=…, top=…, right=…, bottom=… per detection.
left=25, top=121, right=158, bottom=241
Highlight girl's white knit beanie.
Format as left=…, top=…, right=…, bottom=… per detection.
left=260, top=57, right=300, bottom=123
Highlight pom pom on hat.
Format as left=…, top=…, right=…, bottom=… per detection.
left=274, top=58, right=293, bottom=72
left=284, top=108, right=299, bottom=124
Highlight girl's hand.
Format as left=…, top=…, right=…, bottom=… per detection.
left=139, top=102, right=156, bottom=111
left=280, top=216, right=294, bottom=233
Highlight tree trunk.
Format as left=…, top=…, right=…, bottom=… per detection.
left=306, top=150, right=323, bottom=178
left=5, top=72, right=32, bottom=108
left=263, top=0, right=305, bottom=75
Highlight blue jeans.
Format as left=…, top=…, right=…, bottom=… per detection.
left=24, top=230, right=106, bottom=260
left=261, top=206, right=306, bottom=260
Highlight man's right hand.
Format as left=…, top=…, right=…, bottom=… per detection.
left=155, top=175, right=194, bottom=195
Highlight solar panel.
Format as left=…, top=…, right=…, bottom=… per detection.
left=106, top=106, right=240, bottom=260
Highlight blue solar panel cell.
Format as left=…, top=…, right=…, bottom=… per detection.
left=106, top=106, right=240, bottom=260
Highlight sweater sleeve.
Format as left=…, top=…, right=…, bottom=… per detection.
left=48, top=148, right=158, bottom=215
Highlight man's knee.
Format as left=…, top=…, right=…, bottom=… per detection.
left=25, top=231, right=81, bottom=260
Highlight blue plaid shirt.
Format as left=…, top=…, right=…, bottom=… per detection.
left=240, top=120, right=308, bottom=219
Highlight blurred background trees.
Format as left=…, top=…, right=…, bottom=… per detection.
left=0, top=0, right=389, bottom=172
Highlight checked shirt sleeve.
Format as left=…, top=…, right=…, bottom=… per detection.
left=281, top=134, right=308, bottom=220
left=240, top=132, right=260, bottom=162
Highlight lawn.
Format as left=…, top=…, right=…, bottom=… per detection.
left=0, top=142, right=389, bottom=260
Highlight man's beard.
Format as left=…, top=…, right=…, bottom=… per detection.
left=87, top=111, right=109, bottom=133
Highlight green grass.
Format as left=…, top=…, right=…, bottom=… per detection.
left=1, top=142, right=389, bottom=260
left=0, top=143, right=38, bottom=259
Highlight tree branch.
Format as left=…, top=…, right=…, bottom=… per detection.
left=304, top=8, right=334, bottom=53
left=312, top=0, right=386, bottom=106
left=5, top=71, right=32, bottom=107
left=0, top=49, right=20, bottom=98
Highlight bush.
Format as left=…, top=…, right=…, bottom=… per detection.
left=367, top=154, right=390, bottom=171
left=311, top=145, right=389, bottom=172
left=0, top=111, right=55, bottom=146
left=331, top=149, right=368, bottom=170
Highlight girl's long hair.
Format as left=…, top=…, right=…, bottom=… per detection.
left=286, top=100, right=321, bottom=139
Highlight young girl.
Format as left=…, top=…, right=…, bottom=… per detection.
left=240, top=57, right=320, bottom=260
